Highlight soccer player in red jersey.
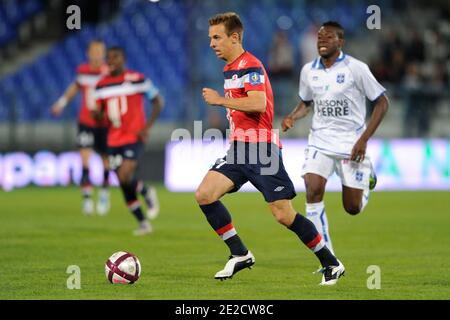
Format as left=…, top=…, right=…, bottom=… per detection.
left=51, top=40, right=111, bottom=216
left=196, top=12, right=344, bottom=285
left=95, top=47, right=164, bottom=236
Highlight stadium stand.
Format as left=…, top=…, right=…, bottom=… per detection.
left=0, top=0, right=448, bottom=141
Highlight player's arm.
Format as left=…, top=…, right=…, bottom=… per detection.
left=281, top=64, right=313, bottom=131
left=281, top=100, right=313, bottom=132
left=90, top=84, right=105, bottom=121
left=145, top=94, right=164, bottom=130
left=351, top=61, right=390, bottom=162
left=90, top=100, right=104, bottom=122
left=51, top=82, right=79, bottom=116
left=351, top=94, right=389, bottom=162
left=140, top=93, right=164, bottom=143
left=202, top=88, right=266, bottom=113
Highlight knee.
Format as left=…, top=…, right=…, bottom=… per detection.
left=117, top=173, right=132, bottom=185
left=269, top=203, right=294, bottom=226
left=195, top=187, right=217, bottom=206
left=344, top=203, right=361, bottom=216
left=305, top=185, right=325, bottom=203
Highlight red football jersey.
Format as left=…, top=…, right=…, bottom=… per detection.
left=95, top=70, right=158, bottom=147
left=75, top=63, right=109, bottom=127
left=223, top=51, right=280, bottom=146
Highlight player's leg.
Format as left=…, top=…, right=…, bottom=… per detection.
left=195, top=170, right=248, bottom=257
left=304, top=173, right=333, bottom=253
left=268, top=199, right=338, bottom=263
left=113, top=143, right=151, bottom=235
left=113, top=141, right=158, bottom=219
left=116, top=158, right=152, bottom=235
left=77, top=124, right=95, bottom=215
left=250, top=145, right=344, bottom=285
left=135, top=179, right=159, bottom=220
left=301, top=149, right=336, bottom=253
left=342, top=186, right=364, bottom=215
left=80, top=147, right=94, bottom=215
left=96, top=127, right=111, bottom=215
left=267, top=199, right=344, bottom=285
left=336, top=157, right=373, bottom=215
left=196, top=156, right=254, bottom=280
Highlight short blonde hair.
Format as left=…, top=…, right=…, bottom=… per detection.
left=208, top=12, right=244, bottom=43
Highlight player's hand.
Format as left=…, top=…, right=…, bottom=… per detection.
left=351, top=138, right=367, bottom=162
left=51, top=104, right=64, bottom=117
left=202, top=88, right=222, bottom=106
left=138, top=128, right=150, bottom=143
left=281, top=116, right=295, bottom=132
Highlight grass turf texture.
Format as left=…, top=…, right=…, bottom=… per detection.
left=1, top=186, right=449, bottom=299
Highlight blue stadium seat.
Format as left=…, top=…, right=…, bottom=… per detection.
left=0, top=0, right=43, bottom=46
left=0, top=0, right=371, bottom=123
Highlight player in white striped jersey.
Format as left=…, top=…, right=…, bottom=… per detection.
left=282, top=21, right=389, bottom=258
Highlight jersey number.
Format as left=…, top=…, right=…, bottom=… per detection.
left=107, top=96, right=128, bottom=128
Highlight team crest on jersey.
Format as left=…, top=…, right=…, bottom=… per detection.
left=232, top=74, right=239, bottom=80
left=336, top=73, right=345, bottom=84
left=238, top=59, right=247, bottom=69
left=355, top=171, right=364, bottom=182
left=249, top=72, right=261, bottom=85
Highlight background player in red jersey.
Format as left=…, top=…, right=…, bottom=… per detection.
left=51, top=40, right=111, bottom=216
left=95, top=47, right=164, bottom=236
left=196, top=12, right=344, bottom=285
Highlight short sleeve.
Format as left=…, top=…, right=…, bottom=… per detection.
left=243, top=67, right=265, bottom=93
left=144, top=78, right=160, bottom=100
left=299, top=65, right=313, bottom=101
left=353, top=62, right=386, bottom=101
left=75, top=64, right=87, bottom=88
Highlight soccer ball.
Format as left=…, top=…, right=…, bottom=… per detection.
left=105, top=251, right=141, bottom=284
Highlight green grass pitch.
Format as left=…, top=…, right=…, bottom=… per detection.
left=1, top=186, right=449, bottom=299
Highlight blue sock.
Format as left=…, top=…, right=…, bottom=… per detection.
left=120, top=182, right=145, bottom=222
left=200, top=201, right=248, bottom=256
left=289, top=213, right=338, bottom=267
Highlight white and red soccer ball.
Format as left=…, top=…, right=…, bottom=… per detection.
left=105, top=251, right=141, bottom=284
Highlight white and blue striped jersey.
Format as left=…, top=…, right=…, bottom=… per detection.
left=299, top=51, right=385, bottom=157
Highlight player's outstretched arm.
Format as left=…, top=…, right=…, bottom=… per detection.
left=202, top=88, right=266, bottom=113
left=350, top=94, right=389, bottom=162
left=281, top=100, right=312, bottom=132
left=139, top=94, right=164, bottom=143
left=51, top=82, right=79, bottom=116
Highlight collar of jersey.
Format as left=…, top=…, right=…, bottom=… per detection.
left=312, top=51, right=346, bottom=70
left=226, top=50, right=247, bottom=67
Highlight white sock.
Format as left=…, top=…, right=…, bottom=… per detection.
left=361, top=188, right=370, bottom=212
left=306, top=201, right=334, bottom=255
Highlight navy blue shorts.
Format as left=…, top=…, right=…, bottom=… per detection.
left=210, top=142, right=296, bottom=203
left=107, top=142, right=143, bottom=170
left=77, top=123, right=108, bottom=154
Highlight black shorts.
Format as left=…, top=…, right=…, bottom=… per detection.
left=210, top=142, right=296, bottom=203
left=107, top=142, right=144, bottom=170
left=77, top=123, right=108, bottom=154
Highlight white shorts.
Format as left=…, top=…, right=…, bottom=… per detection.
left=300, top=148, right=371, bottom=190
